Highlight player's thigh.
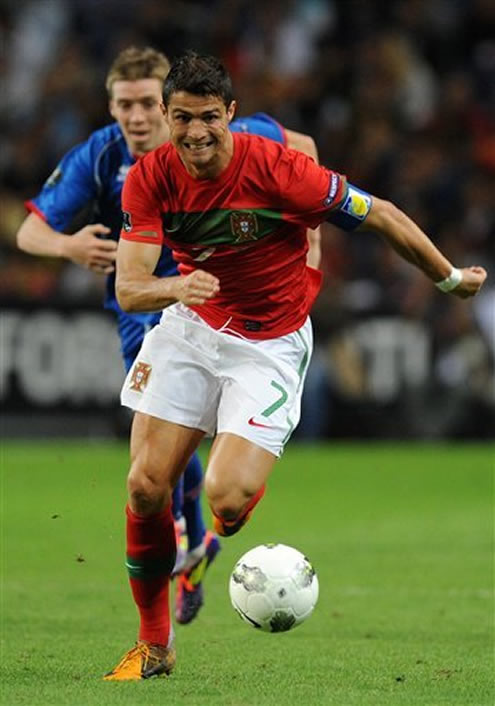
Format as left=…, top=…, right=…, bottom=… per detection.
left=122, top=322, right=219, bottom=435
left=204, top=432, right=277, bottom=507
left=130, top=411, right=205, bottom=491
left=216, top=319, right=313, bottom=457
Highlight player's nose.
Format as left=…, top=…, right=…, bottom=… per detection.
left=128, top=105, right=146, bottom=123
left=186, top=119, right=207, bottom=140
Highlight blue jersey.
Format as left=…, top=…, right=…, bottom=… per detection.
left=27, top=113, right=286, bottom=368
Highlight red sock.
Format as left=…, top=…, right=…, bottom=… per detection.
left=125, top=504, right=176, bottom=645
left=215, top=484, right=266, bottom=529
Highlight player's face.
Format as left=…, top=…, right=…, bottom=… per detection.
left=164, top=92, right=236, bottom=178
left=109, top=78, right=169, bottom=156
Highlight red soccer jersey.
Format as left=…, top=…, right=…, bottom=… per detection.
left=121, top=132, right=347, bottom=339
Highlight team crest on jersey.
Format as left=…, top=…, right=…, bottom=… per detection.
left=45, top=166, right=63, bottom=187
left=129, top=361, right=152, bottom=392
left=230, top=211, right=258, bottom=242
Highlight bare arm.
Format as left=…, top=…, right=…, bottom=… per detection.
left=116, top=237, right=220, bottom=313
left=16, top=212, right=117, bottom=273
left=361, top=197, right=487, bottom=298
left=286, top=129, right=321, bottom=268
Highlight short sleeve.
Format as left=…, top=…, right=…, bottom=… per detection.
left=25, top=140, right=97, bottom=230
left=274, top=148, right=348, bottom=229
left=120, top=160, right=164, bottom=244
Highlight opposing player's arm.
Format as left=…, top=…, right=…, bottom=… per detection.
left=116, top=237, right=220, bottom=313
left=16, top=212, right=116, bottom=273
left=356, top=196, right=487, bottom=298
left=285, top=130, right=318, bottom=162
left=17, top=140, right=118, bottom=273
left=286, top=129, right=321, bottom=269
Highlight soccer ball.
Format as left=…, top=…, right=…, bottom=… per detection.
left=229, top=543, right=319, bottom=632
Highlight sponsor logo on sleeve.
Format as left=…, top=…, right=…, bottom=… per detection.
left=122, top=211, right=133, bottom=232
left=45, top=166, right=63, bottom=187
left=341, top=186, right=372, bottom=220
left=324, top=173, right=340, bottom=206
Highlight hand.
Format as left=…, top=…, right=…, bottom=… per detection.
left=451, top=266, right=487, bottom=299
left=63, top=224, right=117, bottom=273
left=175, top=270, right=220, bottom=306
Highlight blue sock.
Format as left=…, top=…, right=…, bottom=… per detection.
left=172, top=478, right=184, bottom=521
left=182, top=453, right=206, bottom=551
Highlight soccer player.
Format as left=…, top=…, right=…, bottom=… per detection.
left=15, top=46, right=322, bottom=626
left=105, top=51, right=487, bottom=680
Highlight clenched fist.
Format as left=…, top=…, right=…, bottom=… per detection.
left=452, top=266, right=488, bottom=299
left=175, top=270, right=220, bottom=306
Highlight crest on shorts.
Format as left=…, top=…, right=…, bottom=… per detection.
left=230, top=211, right=258, bottom=243
left=129, top=361, right=152, bottom=392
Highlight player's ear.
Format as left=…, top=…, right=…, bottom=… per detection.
left=227, top=100, right=236, bottom=123
left=161, top=102, right=169, bottom=122
left=109, top=100, right=117, bottom=120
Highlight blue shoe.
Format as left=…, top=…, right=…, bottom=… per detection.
left=175, top=531, right=221, bottom=624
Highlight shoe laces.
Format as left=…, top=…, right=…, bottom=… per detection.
left=110, top=644, right=143, bottom=672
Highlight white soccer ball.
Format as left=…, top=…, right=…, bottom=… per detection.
left=229, top=543, right=319, bottom=632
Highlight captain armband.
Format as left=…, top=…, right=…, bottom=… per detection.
left=326, top=184, right=372, bottom=231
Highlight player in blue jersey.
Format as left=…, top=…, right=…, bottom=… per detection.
left=16, top=46, right=322, bottom=628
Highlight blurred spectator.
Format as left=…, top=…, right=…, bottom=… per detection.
left=1, top=0, right=493, bottom=438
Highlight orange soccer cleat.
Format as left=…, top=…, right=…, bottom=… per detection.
left=104, top=640, right=176, bottom=681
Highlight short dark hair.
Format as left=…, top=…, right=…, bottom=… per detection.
left=163, top=51, right=234, bottom=107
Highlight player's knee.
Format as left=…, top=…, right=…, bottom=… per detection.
left=127, top=464, right=171, bottom=516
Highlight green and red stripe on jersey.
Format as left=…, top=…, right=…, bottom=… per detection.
left=121, top=132, right=348, bottom=339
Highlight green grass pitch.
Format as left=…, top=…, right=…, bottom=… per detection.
left=1, top=441, right=494, bottom=706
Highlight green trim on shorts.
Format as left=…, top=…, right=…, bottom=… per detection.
left=262, top=381, right=288, bottom=418
left=282, top=417, right=295, bottom=446
left=281, top=326, right=310, bottom=448
left=295, top=329, right=310, bottom=389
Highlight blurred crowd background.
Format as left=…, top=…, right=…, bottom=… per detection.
left=1, top=0, right=494, bottom=439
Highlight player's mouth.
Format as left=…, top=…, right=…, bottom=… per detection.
left=182, top=140, right=215, bottom=152
left=129, top=130, right=150, bottom=141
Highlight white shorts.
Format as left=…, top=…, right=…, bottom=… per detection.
left=121, top=303, right=313, bottom=457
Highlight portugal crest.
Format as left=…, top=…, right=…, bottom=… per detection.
left=129, top=361, right=152, bottom=392
left=230, top=211, right=258, bottom=243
